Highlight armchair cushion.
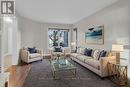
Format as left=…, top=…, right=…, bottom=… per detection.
left=29, top=53, right=41, bottom=59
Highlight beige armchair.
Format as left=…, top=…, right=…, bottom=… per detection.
left=50, top=49, right=65, bottom=59
left=20, top=48, right=43, bottom=63
left=50, top=47, right=71, bottom=59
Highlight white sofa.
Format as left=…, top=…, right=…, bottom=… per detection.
left=20, top=48, right=43, bottom=63
left=70, top=50, right=116, bottom=78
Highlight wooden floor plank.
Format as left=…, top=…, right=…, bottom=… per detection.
left=6, top=64, right=31, bottom=87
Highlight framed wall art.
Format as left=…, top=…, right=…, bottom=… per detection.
left=85, top=25, right=104, bottom=44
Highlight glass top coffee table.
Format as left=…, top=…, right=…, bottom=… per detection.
left=50, top=59, right=77, bottom=79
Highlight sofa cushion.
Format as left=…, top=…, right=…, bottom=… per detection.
left=76, top=55, right=86, bottom=62
left=70, top=53, right=80, bottom=58
left=85, top=58, right=100, bottom=70
left=92, top=49, right=100, bottom=60
left=30, top=53, right=41, bottom=59
left=84, top=48, right=92, bottom=56
left=76, top=55, right=92, bottom=62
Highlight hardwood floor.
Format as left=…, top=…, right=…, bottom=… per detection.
left=6, top=64, right=31, bottom=87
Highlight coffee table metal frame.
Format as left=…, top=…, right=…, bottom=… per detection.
left=51, top=59, right=77, bottom=79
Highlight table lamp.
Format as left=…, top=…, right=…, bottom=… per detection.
left=112, top=44, right=123, bottom=64
left=71, top=42, right=76, bottom=52
left=71, top=42, right=76, bottom=46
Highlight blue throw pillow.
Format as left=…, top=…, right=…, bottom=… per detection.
left=28, top=47, right=37, bottom=53
left=84, top=48, right=92, bottom=57
left=84, top=48, right=88, bottom=55
left=99, top=50, right=107, bottom=60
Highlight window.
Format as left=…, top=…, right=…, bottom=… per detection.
left=48, top=28, right=69, bottom=48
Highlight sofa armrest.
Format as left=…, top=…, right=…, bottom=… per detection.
left=21, top=50, right=30, bottom=62
left=99, top=56, right=116, bottom=77
left=100, top=56, right=116, bottom=64
left=37, top=49, right=43, bottom=55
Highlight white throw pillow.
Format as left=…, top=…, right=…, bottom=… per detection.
left=92, top=49, right=100, bottom=60
left=80, top=48, right=85, bottom=55
left=77, top=48, right=85, bottom=54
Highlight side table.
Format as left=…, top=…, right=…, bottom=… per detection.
left=43, top=53, right=52, bottom=59
left=108, top=61, right=128, bottom=87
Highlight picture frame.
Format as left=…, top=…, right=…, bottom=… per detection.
left=85, top=25, right=104, bottom=44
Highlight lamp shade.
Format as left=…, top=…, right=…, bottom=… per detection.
left=71, top=42, right=76, bottom=46
left=112, top=44, right=123, bottom=51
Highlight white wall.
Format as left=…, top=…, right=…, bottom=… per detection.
left=128, top=0, right=130, bottom=85
left=0, top=18, right=2, bottom=72
left=75, top=0, right=129, bottom=50
left=74, top=0, right=130, bottom=85
left=18, top=16, right=42, bottom=49
left=18, top=16, right=73, bottom=53
left=12, top=17, right=21, bottom=65
left=0, top=17, right=21, bottom=71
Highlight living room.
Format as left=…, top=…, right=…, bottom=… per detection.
left=0, top=0, right=130, bottom=87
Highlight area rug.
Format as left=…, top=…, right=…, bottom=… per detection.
left=23, top=59, right=114, bottom=87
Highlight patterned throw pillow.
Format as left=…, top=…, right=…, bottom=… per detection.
left=92, top=49, right=100, bottom=60
left=98, top=50, right=107, bottom=60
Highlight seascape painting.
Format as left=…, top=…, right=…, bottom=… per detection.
left=85, top=26, right=104, bottom=44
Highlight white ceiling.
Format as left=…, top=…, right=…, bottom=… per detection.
left=16, top=0, right=118, bottom=24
